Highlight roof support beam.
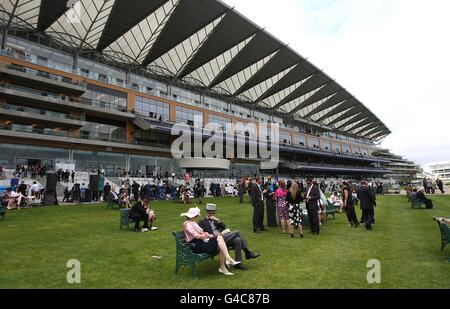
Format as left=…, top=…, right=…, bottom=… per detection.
left=353, top=121, right=381, bottom=135
left=255, top=60, right=318, bottom=103
left=371, top=131, right=389, bottom=140
left=289, top=82, right=341, bottom=115
left=336, top=112, right=372, bottom=130
left=271, top=73, right=329, bottom=110
left=303, top=90, right=350, bottom=118
left=361, top=126, right=383, bottom=138
left=207, top=31, right=261, bottom=87
left=315, top=98, right=357, bottom=123
left=327, top=105, right=365, bottom=127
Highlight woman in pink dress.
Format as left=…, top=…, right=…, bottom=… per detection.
left=274, top=181, right=289, bottom=234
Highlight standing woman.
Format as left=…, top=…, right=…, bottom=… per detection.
left=182, top=207, right=240, bottom=276
left=286, top=181, right=305, bottom=238
left=274, top=181, right=289, bottom=234
left=342, top=181, right=359, bottom=227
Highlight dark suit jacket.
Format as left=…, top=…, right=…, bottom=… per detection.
left=305, top=184, right=320, bottom=210
left=198, top=217, right=226, bottom=235
left=357, top=186, right=375, bottom=210
left=251, top=184, right=264, bottom=207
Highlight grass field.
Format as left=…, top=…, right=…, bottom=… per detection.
left=1, top=195, right=449, bottom=289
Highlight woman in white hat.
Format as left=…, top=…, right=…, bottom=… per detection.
left=182, top=207, right=240, bottom=276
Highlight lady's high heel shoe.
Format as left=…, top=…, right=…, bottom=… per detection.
left=226, top=259, right=241, bottom=266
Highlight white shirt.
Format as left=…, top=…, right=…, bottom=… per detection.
left=257, top=184, right=264, bottom=201
left=31, top=184, right=40, bottom=192
left=306, top=185, right=313, bottom=198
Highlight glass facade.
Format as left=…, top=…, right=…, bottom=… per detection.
left=80, top=117, right=126, bottom=143
left=321, top=141, right=331, bottom=152
left=333, top=143, right=342, bottom=153
left=209, top=114, right=232, bottom=129
left=343, top=144, right=351, bottom=154
left=280, top=131, right=292, bottom=145
left=135, top=96, right=170, bottom=121
left=0, top=144, right=70, bottom=168
left=176, top=106, right=204, bottom=126
left=73, top=150, right=126, bottom=174
left=293, top=134, right=306, bottom=147
left=82, top=84, right=127, bottom=111
left=309, top=137, right=320, bottom=149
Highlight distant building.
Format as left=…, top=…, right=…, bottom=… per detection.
left=427, top=162, right=450, bottom=184
left=373, top=149, right=422, bottom=181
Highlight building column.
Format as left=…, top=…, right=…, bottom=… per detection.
left=169, top=103, right=177, bottom=122
left=125, top=154, right=131, bottom=173
left=127, top=91, right=135, bottom=112
left=126, top=121, right=134, bottom=144
left=1, top=28, right=8, bottom=50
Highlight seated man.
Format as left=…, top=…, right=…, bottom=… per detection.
left=416, top=188, right=433, bottom=209
left=109, top=189, right=120, bottom=205
left=129, top=197, right=151, bottom=233
left=198, top=203, right=260, bottom=270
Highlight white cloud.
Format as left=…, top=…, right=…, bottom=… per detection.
left=224, top=0, right=450, bottom=166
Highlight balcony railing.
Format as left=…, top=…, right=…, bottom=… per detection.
left=79, top=97, right=128, bottom=113
left=3, top=63, right=86, bottom=87
left=1, top=104, right=83, bottom=121
left=0, top=83, right=131, bottom=114
left=0, top=124, right=125, bottom=144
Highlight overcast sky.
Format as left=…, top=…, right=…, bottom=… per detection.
left=223, top=0, right=450, bottom=166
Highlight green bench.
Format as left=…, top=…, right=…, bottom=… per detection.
left=106, top=199, right=116, bottom=210
left=119, top=208, right=137, bottom=230
left=173, top=231, right=218, bottom=278
left=0, top=204, right=6, bottom=221
left=325, top=200, right=338, bottom=220
left=434, top=219, right=450, bottom=262
left=411, top=196, right=425, bottom=209
left=300, top=205, right=309, bottom=226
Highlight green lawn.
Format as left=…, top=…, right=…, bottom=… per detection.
left=1, top=195, right=449, bottom=289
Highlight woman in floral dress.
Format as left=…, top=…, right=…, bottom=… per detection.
left=274, top=181, right=289, bottom=234
left=286, top=181, right=305, bottom=239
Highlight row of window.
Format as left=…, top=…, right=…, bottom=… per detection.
left=5, top=38, right=377, bottom=148
left=135, top=96, right=170, bottom=121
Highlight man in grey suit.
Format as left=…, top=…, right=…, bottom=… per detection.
left=305, top=176, right=321, bottom=235
left=198, top=203, right=260, bottom=270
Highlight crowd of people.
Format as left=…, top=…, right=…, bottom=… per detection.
left=422, top=177, right=445, bottom=194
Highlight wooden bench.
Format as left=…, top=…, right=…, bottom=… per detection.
left=434, top=219, right=450, bottom=262
left=119, top=208, right=137, bottom=230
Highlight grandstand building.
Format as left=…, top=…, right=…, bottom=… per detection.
left=0, top=0, right=393, bottom=179
left=373, top=149, right=422, bottom=181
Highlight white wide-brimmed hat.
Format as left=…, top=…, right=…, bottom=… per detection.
left=181, top=207, right=201, bottom=219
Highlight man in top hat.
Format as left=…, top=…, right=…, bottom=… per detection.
left=198, top=203, right=260, bottom=270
